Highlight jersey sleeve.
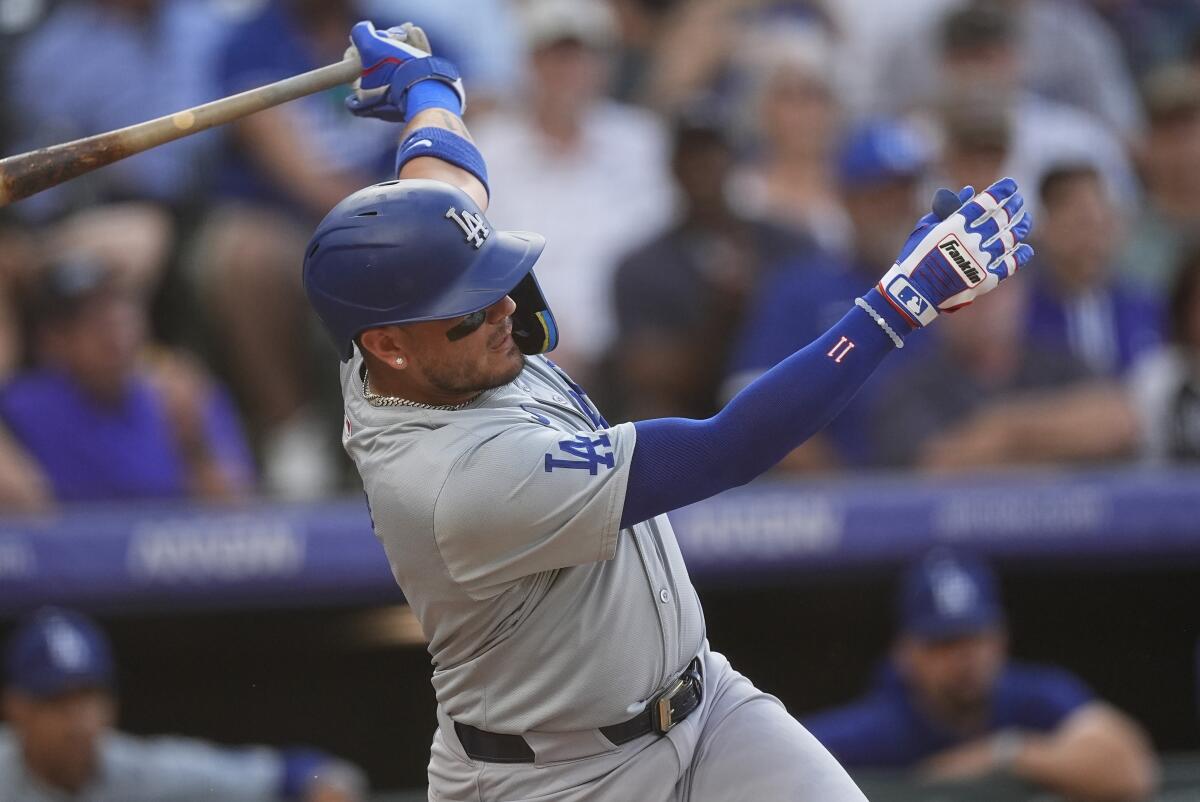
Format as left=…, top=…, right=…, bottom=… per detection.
left=433, top=421, right=636, bottom=600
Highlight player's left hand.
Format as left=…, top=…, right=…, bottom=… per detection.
left=878, top=178, right=1034, bottom=328
left=345, top=21, right=465, bottom=122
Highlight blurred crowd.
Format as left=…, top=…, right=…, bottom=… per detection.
left=1, top=0, right=1199, bottom=510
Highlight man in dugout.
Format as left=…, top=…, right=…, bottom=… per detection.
left=804, top=548, right=1157, bottom=800
left=0, top=607, right=366, bottom=801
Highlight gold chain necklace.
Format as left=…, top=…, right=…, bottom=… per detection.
left=361, top=367, right=480, bottom=411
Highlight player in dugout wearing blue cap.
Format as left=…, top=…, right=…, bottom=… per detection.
left=0, top=608, right=365, bottom=801
left=803, top=549, right=1158, bottom=801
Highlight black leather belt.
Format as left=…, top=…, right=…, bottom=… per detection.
left=453, top=658, right=703, bottom=764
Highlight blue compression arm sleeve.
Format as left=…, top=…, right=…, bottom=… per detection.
left=620, top=290, right=911, bottom=528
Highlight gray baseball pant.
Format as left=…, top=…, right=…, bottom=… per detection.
left=427, top=646, right=868, bottom=802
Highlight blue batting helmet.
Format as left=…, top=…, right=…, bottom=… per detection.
left=303, top=179, right=558, bottom=360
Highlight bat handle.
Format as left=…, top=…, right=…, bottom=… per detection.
left=0, top=53, right=363, bottom=207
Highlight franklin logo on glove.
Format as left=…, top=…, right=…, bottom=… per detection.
left=938, top=237, right=983, bottom=285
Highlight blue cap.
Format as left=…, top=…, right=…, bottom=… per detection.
left=838, top=119, right=931, bottom=188
left=899, top=549, right=1004, bottom=640
left=5, top=608, right=114, bottom=697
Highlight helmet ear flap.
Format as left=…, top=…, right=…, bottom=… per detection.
left=509, top=273, right=558, bottom=355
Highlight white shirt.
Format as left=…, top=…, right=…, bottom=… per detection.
left=867, top=0, right=1143, bottom=138
left=1128, top=347, right=1200, bottom=463
left=1005, top=93, right=1139, bottom=217
left=473, top=102, right=676, bottom=371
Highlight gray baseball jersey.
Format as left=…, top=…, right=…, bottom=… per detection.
left=0, top=727, right=284, bottom=802
left=341, top=351, right=705, bottom=733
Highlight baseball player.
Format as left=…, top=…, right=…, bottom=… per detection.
left=304, top=20, right=1035, bottom=802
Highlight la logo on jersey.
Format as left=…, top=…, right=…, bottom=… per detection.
left=445, top=206, right=490, bottom=249
left=545, top=433, right=614, bottom=475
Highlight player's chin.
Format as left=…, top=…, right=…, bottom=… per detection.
left=480, top=342, right=525, bottom=388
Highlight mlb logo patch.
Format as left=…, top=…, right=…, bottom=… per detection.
left=885, top=275, right=937, bottom=326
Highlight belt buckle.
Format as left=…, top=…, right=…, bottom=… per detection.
left=651, top=676, right=688, bottom=734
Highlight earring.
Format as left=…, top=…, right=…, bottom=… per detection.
left=395, top=357, right=405, bottom=367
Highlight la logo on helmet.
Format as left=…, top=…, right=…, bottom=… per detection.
left=445, top=206, right=490, bottom=249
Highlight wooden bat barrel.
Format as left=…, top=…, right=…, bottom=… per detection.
left=0, top=55, right=361, bottom=208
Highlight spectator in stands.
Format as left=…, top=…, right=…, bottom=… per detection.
left=606, top=0, right=681, bottom=102
left=902, top=1, right=1138, bottom=217
left=195, top=0, right=398, bottom=498
left=0, top=607, right=365, bottom=800
left=936, top=97, right=1012, bottom=194
left=728, top=20, right=847, bottom=253
left=0, top=219, right=32, bottom=383
left=0, top=259, right=253, bottom=504
left=721, top=118, right=935, bottom=470
left=7, top=0, right=228, bottom=220
left=1092, top=0, right=1200, bottom=78
left=637, top=0, right=838, bottom=114
left=818, top=0, right=956, bottom=117
left=804, top=549, right=1158, bottom=801
left=876, top=0, right=1144, bottom=141
left=1027, top=165, right=1162, bottom=376
left=609, top=111, right=814, bottom=421
left=871, top=280, right=1138, bottom=470
left=0, top=221, right=47, bottom=512
left=6, top=0, right=229, bottom=357
left=473, top=0, right=674, bottom=384
left=1128, top=248, right=1200, bottom=463
left=1122, top=66, right=1200, bottom=293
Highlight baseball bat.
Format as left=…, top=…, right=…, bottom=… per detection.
left=0, top=53, right=362, bottom=208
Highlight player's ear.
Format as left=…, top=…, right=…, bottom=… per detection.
left=358, top=326, right=408, bottom=369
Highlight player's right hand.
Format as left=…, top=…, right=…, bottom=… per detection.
left=877, top=178, right=1034, bottom=327
left=345, top=21, right=465, bottom=123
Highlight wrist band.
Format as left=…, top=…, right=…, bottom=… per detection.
left=396, top=127, right=490, bottom=197
left=406, top=80, right=463, bottom=119
left=855, top=297, right=905, bottom=349
left=392, top=55, right=465, bottom=115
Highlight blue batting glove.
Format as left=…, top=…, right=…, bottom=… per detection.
left=878, top=178, right=1035, bottom=326
left=345, top=21, right=465, bottom=123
